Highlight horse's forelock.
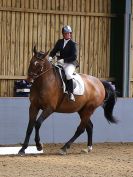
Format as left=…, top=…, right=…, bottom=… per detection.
left=33, top=46, right=49, bottom=60
left=35, top=51, right=45, bottom=60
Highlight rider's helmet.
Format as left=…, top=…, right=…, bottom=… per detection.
left=62, top=25, right=72, bottom=33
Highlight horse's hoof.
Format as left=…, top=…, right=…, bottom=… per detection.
left=18, top=149, right=25, bottom=156
left=36, top=143, right=43, bottom=151
left=59, top=148, right=67, bottom=155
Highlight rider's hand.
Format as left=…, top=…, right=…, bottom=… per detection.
left=48, top=56, right=53, bottom=62
left=58, top=59, right=64, bottom=65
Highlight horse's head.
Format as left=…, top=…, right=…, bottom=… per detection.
left=27, top=46, right=50, bottom=83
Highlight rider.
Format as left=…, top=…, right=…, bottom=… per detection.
left=49, top=25, right=78, bottom=101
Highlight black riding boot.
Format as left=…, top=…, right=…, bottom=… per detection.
left=67, top=79, right=75, bottom=101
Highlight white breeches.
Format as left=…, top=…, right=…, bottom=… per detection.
left=63, top=63, right=76, bottom=80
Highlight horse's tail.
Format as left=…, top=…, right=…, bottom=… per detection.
left=101, top=80, right=118, bottom=124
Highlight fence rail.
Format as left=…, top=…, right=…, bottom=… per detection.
left=0, top=7, right=117, bottom=17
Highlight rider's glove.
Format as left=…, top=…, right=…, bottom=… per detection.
left=48, top=56, right=53, bottom=62
left=58, top=59, right=64, bottom=65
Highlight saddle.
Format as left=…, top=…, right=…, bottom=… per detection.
left=55, top=65, right=84, bottom=95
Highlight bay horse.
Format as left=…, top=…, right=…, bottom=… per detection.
left=18, top=47, right=117, bottom=155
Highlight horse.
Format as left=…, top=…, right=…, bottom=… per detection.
left=18, top=46, right=118, bottom=155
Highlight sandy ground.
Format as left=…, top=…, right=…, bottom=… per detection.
left=0, top=143, right=133, bottom=177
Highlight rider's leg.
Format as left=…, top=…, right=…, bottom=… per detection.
left=67, top=79, right=75, bottom=101
left=63, top=64, right=75, bottom=101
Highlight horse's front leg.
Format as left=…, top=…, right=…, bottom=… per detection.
left=18, top=105, right=39, bottom=155
left=34, top=108, right=53, bottom=151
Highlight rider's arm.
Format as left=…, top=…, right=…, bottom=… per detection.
left=49, top=39, right=61, bottom=58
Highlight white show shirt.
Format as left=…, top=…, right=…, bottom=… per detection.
left=63, top=39, right=70, bottom=48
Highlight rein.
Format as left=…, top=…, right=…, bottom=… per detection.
left=34, top=67, right=53, bottom=80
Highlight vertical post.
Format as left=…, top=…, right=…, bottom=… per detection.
left=122, top=0, right=131, bottom=97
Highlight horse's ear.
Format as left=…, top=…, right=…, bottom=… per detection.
left=44, top=50, right=50, bottom=58
left=33, top=45, right=37, bottom=54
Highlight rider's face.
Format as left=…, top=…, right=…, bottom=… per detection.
left=63, top=32, right=72, bottom=40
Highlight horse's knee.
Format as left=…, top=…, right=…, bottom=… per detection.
left=76, top=126, right=85, bottom=135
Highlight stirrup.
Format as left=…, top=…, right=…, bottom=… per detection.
left=69, top=93, right=75, bottom=102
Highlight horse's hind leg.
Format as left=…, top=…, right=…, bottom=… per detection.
left=18, top=105, right=39, bottom=155
left=85, top=119, right=93, bottom=152
left=60, top=121, right=86, bottom=154
left=60, top=107, right=94, bottom=155
left=35, top=108, right=53, bottom=151
left=60, top=109, right=91, bottom=154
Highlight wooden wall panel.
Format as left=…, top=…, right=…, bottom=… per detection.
left=0, top=0, right=115, bottom=96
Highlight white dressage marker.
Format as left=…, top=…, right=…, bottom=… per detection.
left=0, top=146, right=43, bottom=155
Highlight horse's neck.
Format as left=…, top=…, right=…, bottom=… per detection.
left=32, top=67, right=64, bottom=108
left=37, top=68, right=56, bottom=89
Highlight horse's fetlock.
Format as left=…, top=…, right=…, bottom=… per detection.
left=35, top=137, right=40, bottom=143
left=66, top=144, right=70, bottom=149
left=22, top=144, right=28, bottom=149
left=35, top=122, right=41, bottom=129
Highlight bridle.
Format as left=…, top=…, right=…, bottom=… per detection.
left=31, top=67, right=53, bottom=80
left=28, top=56, right=53, bottom=82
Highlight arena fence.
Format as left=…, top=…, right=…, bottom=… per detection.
left=0, top=97, right=133, bottom=144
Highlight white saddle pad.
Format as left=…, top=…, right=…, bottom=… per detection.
left=61, top=73, right=84, bottom=96
left=56, top=66, right=84, bottom=96
left=73, top=73, right=85, bottom=95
